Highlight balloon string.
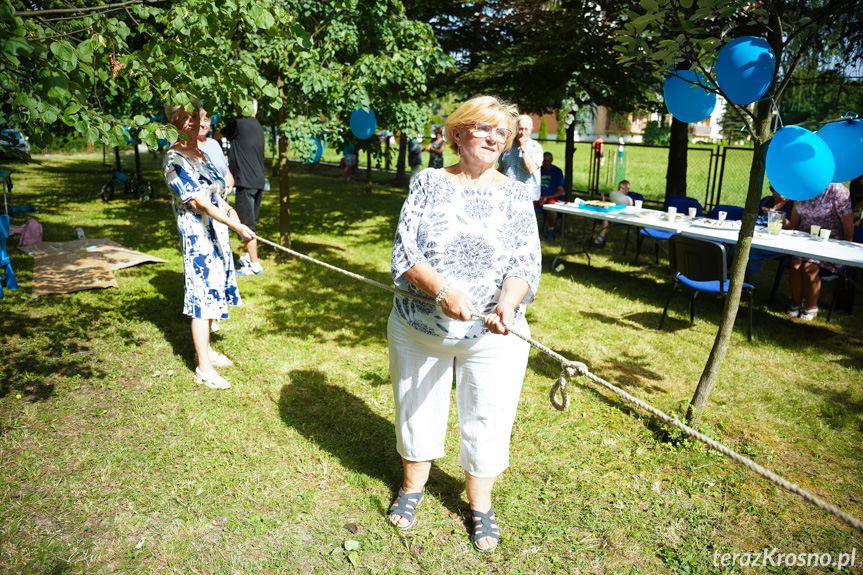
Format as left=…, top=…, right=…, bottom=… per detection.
left=771, top=97, right=784, bottom=128
left=842, top=111, right=858, bottom=119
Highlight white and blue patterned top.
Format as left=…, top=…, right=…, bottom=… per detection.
left=391, top=168, right=541, bottom=339
left=162, top=149, right=241, bottom=319
left=497, top=138, right=544, bottom=201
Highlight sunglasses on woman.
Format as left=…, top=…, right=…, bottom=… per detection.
left=465, top=122, right=512, bottom=143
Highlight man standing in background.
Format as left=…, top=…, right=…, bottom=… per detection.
left=497, top=115, right=543, bottom=202
left=221, top=99, right=266, bottom=276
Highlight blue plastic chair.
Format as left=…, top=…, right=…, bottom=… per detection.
left=591, top=191, right=644, bottom=254
left=660, top=235, right=754, bottom=341
left=711, top=204, right=744, bottom=221
left=0, top=214, right=19, bottom=298
left=635, top=196, right=703, bottom=264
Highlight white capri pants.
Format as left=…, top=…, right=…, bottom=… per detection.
left=387, top=310, right=531, bottom=478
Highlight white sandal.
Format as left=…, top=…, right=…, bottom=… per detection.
left=799, top=307, right=818, bottom=321
left=194, top=368, right=231, bottom=389
left=208, top=350, right=233, bottom=367
left=784, top=306, right=801, bottom=318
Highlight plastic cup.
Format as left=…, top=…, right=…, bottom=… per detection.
left=718, top=211, right=727, bottom=222
left=819, top=229, right=831, bottom=242
left=667, top=206, right=677, bottom=221
left=767, top=210, right=783, bottom=235
left=810, top=224, right=821, bottom=237
left=688, top=207, right=697, bottom=218
left=634, top=199, right=643, bottom=210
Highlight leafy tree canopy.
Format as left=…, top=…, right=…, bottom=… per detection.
left=1, top=0, right=450, bottom=156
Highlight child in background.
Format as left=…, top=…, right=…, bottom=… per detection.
left=594, top=179, right=633, bottom=245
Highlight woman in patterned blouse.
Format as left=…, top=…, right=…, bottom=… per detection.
left=786, top=182, right=854, bottom=320
left=386, top=95, right=542, bottom=553
left=162, top=99, right=254, bottom=389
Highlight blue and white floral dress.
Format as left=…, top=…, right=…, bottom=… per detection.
left=162, top=149, right=241, bottom=319
left=391, top=168, right=542, bottom=339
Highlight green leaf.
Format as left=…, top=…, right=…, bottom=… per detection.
left=54, top=41, right=77, bottom=63
left=256, top=9, right=275, bottom=29
left=680, top=0, right=694, bottom=8
left=347, top=551, right=359, bottom=565
left=344, top=540, right=359, bottom=551
left=77, top=39, right=94, bottom=59
left=47, top=84, right=69, bottom=99
left=134, top=115, right=148, bottom=126
left=5, top=36, right=34, bottom=60
left=88, top=127, right=100, bottom=142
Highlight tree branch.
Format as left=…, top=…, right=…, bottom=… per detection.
left=16, top=0, right=169, bottom=18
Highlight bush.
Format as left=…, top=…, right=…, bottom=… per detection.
left=538, top=116, right=548, bottom=140
left=643, top=120, right=670, bottom=145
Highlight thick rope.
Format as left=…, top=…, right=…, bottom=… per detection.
left=253, top=234, right=863, bottom=534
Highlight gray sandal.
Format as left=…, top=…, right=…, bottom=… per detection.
left=387, top=487, right=424, bottom=531
left=470, top=507, right=500, bottom=552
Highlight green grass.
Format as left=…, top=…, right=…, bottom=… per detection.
left=1, top=153, right=862, bottom=574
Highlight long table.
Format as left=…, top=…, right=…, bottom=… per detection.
left=543, top=202, right=863, bottom=272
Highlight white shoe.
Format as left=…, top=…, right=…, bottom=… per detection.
left=208, top=350, right=233, bottom=367
left=235, top=254, right=251, bottom=269
left=194, top=368, right=231, bottom=389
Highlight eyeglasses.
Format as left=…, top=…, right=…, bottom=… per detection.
left=465, top=122, right=512, bottom=143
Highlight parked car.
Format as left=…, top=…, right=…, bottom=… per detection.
left=0, top=129, right=30, bottom=157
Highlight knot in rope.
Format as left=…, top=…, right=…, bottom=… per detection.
left=550, top=361, right=588, bottom=411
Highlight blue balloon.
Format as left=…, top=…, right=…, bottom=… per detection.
left=123, top=126, right=134, bottom=144
left=663, top=70, right=717, bottom=123
left=304, top=136, right=323, bottom=164
left=766, top=126, right=835, bottom=201
left=350, top=108, right=377, bottom=140
left=816, top=119, right=863, bottom=183
left=715, top=36, right=776, bottom=105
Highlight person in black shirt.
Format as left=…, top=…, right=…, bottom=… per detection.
left=220, top=100, right=267, bottom=275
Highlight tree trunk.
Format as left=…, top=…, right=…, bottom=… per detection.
left=385, top=137, right=391, bottom=171
left=665, top=117, right=688, bottom=200
left=277, top=74, right=291, bottom=256
left=395, top=134, right=407, bottom=186
left=365, top=148, right=373, bottom=193
left=850, top=174, right=863, bottom=224
left=133, top=140, right=142, bottom=184
left=564, top=122, right=575, bottom=199
left=271, top=125, right=279, bottom=178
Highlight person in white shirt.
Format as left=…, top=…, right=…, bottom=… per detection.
left=387, top=96, right=541, bottom=554
left=496, top=115, right=543, bottom=201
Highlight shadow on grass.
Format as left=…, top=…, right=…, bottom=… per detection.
left=277, top=370, right=467, bottom=517
left=256, top=246, right=393, bottom=346
left=0, top=299, right=122, bottom=401
left=802, top=382, right=863, bottom=433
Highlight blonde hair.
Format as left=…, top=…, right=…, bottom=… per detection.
left=444, top=95, right=518, bottom=154
left=164, top=97, right=203, bottom=123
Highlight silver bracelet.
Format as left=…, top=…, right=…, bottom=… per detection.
left=435, top=284, right=451, bottom=305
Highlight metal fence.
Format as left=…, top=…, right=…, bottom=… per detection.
left=536, top=139, right=767, bottom=211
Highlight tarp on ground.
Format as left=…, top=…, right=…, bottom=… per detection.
left=19, top=238, right=167, bottom=295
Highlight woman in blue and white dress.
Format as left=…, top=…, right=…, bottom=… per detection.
left=162, top=99, right=254, bottom=390
left=386, top=95, right=542, bottom=553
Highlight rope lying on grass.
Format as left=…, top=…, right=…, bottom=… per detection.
left=253, top=234, right=863, bottom=534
